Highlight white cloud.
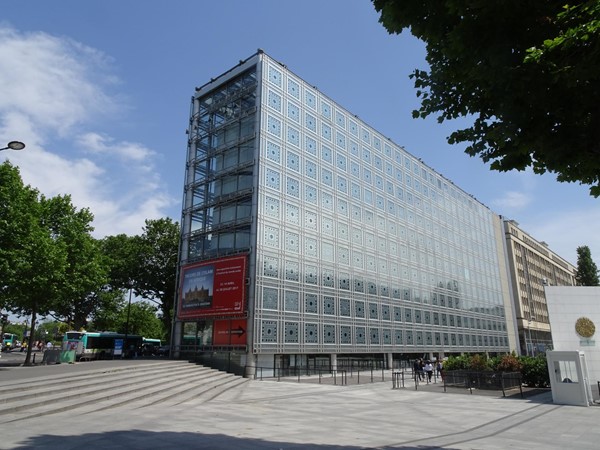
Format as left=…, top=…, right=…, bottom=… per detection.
left=492, top=191, right=532, bottom=210
left=523, top=208, right=600, bottom=268
left=77, top=132, right=155, bottom=164
left=0, top=26, right=118, bottom=135
left=0, top=25, right=176, bottom=237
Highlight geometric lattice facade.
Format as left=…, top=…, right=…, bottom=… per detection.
left=180, top=50, right=512, bottom=361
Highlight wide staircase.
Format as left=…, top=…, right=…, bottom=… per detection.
left=0, top=360, right=248, bottom=423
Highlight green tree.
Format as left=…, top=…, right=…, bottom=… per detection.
left=372, top=1, right=600, bottom=196
left=576, top=245, right=600, bottom=286
left=133, top=218, right=179, bottom=339
left=87, top=290, right=126, bottom=332
left=0, top=162, right=103, bottom=364
left=117, top=301, right=165, bottom=340
left=42, top=197, right=108, bottom=330
left=0, top=163, right=67, bottom=364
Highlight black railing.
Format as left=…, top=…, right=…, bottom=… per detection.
left=443, top=371, right=523, bottom=397
left=253, top=366, right=401, bottom=386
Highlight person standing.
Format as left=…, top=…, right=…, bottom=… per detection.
left=413, top=359, right=422, bottom=381
left=424, top=360, right=434, bottom=382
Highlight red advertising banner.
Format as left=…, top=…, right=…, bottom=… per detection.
left=213, top=319, right=247, bottom=346
left=177, top=255, right=247, bottom=319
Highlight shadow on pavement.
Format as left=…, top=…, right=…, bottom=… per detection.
left=12, top=430, right=460, bottom=450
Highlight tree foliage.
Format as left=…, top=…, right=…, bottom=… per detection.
left=576, top=245, right=600, bottom=285
left=0, top=162, right=107, bottom=363
left=133, top=218, right=179, bottom=337
left=373, top=1, right=600, bottom=196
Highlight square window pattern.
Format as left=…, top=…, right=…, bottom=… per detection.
left=264, top=225, right=279, bottom=248
left=336, top=111, right=346, bottom=128
left=305, top=160, right=317, bottom=179
left=305, top=185, right=317, bottom=204
left=262, top=287, right=278, bottom=309
left=383, top=329, right=392, bottom=345
left=285, top=261, right=299, bottom=281
left=305, top=266, right=318, bottom=285
left=355, top=301, right=365, bottom=318
left=285, top=232, right=299, bottom=252
left=305, top=113, right=317, bottom=132
left=268, top=66, right=282, bottom=87
left=322, top=168, right=333, bottom=186
left=285, top=290, right=299, bottom=311
left=322, top=123, right=332, bottom=141
left=287, top=102, right=300, bottom=122
left=264, top=196, right=279, bottom=218
left=306, top=137, right=317, bottom=155
left=356, top=327, right=366, bottom=344
left=268, top=90, right=282, bottom=111
left=394, top=330, right=403, bottom=345
left=265, top=169, right=280, bottom=190
left=267, top=115, right=281, bottom=137
left=304, top=238, right=317, bottom=257
left=322, top=217, right=334, bottom=236
left=340, top=325, right=351, bottom=344
left=337, top=199, right=348, bottom=215
left=305, top=293, right=318, bottom=313
left=322, top=242, right=334, bottom=262
left=370, top=328, right=380, bottom=345
left=339, top=274, right=350, bottom=290
left=261, top=320, right=277, bottom=342
left=369, top=303, right=378, bottom=319
left=287, top=126, right=300, bottom=147
left=286, top=176, right=299, bottom=198
left=323, top=296, right=335, bottom=314
left=321, top=192, right=333, bottom=211
left=354, top=277, right=364, bottom=292
left=305, top=323, right=318, bottom=343
left=285, top=322, right=299, bottom=343
left=285, top=203, right=300, bottom=225
left=263, top=258, right=278, bottom=277
left=287, top=78, right=300, bottom=99
left=287, top=151, right=300, bottom=171
left=381, top=305, right=390, bottom=320
left=266, top=141, right=280, bottom=163
left=305, top=211, right=317, bottom=230
left=323, top=324, right=335, bottom=343
left=321, top=102, right=331, bottom=119
left=305, top=90, right=316, bottom=109
left=322, top=270, right=334, bottom=288
left=340, top=298, right=351, bottom=316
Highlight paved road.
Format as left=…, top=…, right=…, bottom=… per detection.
left=1, top=360, right=599, bottom=449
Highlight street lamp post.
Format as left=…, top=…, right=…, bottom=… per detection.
left=0, top=141, right=26, bottom=151
left=528, top=316, right=536, bottom=356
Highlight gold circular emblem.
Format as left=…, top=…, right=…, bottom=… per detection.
left=575, top=317, right=595, bottom=338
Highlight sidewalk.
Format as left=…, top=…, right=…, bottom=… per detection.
left=0, top=360, right=599, bottom=449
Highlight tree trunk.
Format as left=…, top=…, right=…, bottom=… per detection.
left=24, top=308, right=37, bottom=366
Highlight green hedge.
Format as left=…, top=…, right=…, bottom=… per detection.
left=443, top=353, right=549, bottom=387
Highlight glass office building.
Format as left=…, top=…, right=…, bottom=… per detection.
left=173, top=50, right=514, bottom=376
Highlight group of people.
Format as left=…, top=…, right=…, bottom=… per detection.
left=19, top=340, right=53, bottom=352
left=413, top=358, right=444, bottom=382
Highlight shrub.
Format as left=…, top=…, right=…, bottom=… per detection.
left=520, top=355, right=550, bottom=387
left=470, top=354, right=491, bottom=371
left=496, top=354, right=523, bottom=373
left=443, top=354, right=472, bottom=371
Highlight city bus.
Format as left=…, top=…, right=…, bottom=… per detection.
left=141, top=337, right=161, bottom=356
left=62, top=331, right=143, bottom=360
left=2, top=333, right=18, bottom=352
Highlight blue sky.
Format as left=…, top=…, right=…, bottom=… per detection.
left=2, top=0, right=599, bottom=268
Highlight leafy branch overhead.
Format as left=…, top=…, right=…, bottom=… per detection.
left=373, top=0, right=600, bottom=196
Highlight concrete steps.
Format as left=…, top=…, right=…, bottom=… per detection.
left=0, top=360, right=248, bottom=422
